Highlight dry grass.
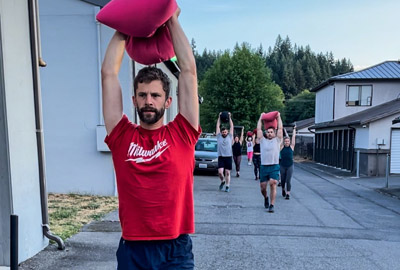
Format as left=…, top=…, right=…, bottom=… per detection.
left=48, top=193, right=118, bottom=241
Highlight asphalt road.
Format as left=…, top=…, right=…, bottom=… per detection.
left=192, top=162, right=400, bottom=270
left=19, top=160, right=400, bottom=270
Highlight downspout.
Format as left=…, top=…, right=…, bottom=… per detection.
left=28, top=0, right=65, bottom=250
left=94, top=6, right=103, bottom=125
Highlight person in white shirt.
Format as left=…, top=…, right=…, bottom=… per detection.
left=256, top=112, right=283, bottom=213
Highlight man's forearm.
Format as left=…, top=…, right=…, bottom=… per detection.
left=277, top=116, right=283, bottom=130
left=229, top=118, right=234, bottom=134
left=257, top=116, right=262, bottom=130
left=167, top=16, right=196, bottom=74
left=101, top=31, right=126, bottom=134
left=167, top=10, right=198, bottom=128
left=101, top=32, right=126, bottom=76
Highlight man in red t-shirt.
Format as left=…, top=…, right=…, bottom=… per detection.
left=101, top=7, right=200, bottom=269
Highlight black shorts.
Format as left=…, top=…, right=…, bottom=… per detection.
left=116, top=234, right=194, bottom=269
left=218, top=156, right=232, bottom=170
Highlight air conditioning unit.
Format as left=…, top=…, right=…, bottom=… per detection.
left=376, top=138, right=385, bottom=145
left=346, top=100, right=358, bottom=106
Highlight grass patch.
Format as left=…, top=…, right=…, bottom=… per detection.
left=48, top=193, right=118, bottom=241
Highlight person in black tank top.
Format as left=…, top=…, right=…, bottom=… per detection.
left=252, top=137, right=261, bottom=180
left=232, top=127, right=244, bottom=177
left=280, top=126, right=296, bottom=200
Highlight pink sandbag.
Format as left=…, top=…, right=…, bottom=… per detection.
left=262, top=111, right=278, bottom=130
left=96, top=0, right=178, bottom=38
left=125, top=25, right=175, bottom=65
left=247, top=131, right=253, bottom=137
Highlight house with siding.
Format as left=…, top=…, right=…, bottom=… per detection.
left=39, top=0, right=180, bottom=196
left=311, top=61, right=400, bottom=176
left=1, top=0, right=49, bottom=265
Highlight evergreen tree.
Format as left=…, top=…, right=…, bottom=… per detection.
left=266, top=35, right=354, bottom=98
left=284, top=90, right=316, bottom=124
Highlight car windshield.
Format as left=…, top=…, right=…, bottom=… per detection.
left=195, top=140, right=218, bottom=152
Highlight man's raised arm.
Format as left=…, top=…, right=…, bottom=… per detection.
left=229, top=113, right=234, bottom=136
left=276, top=113, right=283, bottom=141
left=257, top=114, right=263, bottom=139
left=216, top=113, right=221, bottom=135
left=166, top=8, right=199, bottom=129
left=101, top=31, right=126, bottom=135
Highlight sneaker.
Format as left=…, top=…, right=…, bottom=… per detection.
left=285, top=194, right=290, bottom=200
left=225, top=186, right=230, bottom=192
left=282, top=189, right=286, bottom=197
left=236, top=172, right=240, bottom=177
left=277, top=181, right=282, bottom=187
left=264, top=197, right=269, bottom=209
left=219, top=181, right=225, bottom=191
left=268, top=205, right=274, bottom=213
left=248, top=162, right=252, bottom=166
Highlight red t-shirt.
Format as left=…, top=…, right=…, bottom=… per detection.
left=105, top=113, right=201, bottom=240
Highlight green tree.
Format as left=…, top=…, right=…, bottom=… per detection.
left=284, top=90, right=315, bottom=124
left=199, top=43, right=284, bottom=132
left=191, top=39, right=221, bottom=82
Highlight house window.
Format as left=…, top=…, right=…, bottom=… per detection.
left=346, top=85, right=372, bottom=106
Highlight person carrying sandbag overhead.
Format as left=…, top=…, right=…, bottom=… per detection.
left=100, top=2, right=201, bottom=269
left=256, top=111, right=283, bottom=213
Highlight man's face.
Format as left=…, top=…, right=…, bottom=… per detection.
left=266, top=128, right=276, bottom=139
left=221, top=129, right=228, bottom=138
left=133, top=80, right=171, bottom=126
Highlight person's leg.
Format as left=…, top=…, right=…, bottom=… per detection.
left=286, top=165, right=294, bottom=195
left=269, top=179, right=277, bottom=206
left=259, top=166, right=269, bottom=208
left=217, top=157, right=225, bottom=183
left=233, top=155, right=239, bottom=173
left=225, top=169, right=231, bottom=187
left=280, top=166, right=287, bottom=197
left=116, top=238, right=136, bottom=269
left=218, top=167, right=224, bottom=181
left=236, top=155, right=241, bottom=175
left=256, top=156, right=261, bottom=179
left=260, top=181, right=267, bottom=198
left=253, top=156, right=258, bottom=179
left=224, top=157, right=232, bottom=191
left=248, top=151, right=253, bottom=165
left=218, top=156, right=225, bottom=190
left=161, top=234, right=194, bottom=270
left=247, top=152, right=251, bottom=162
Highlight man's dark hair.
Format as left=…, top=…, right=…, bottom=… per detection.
left=267, top=127, right=275, bottom=132
left=221, top=127, right=228, bottom=132
left=134, top=67, right=171, bottom=99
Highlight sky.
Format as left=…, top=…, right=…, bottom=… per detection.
left=177, top=0, right=400, bottom=71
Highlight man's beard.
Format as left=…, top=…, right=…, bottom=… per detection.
left=222, top=133, right=227, bottom=138
left=137, top=106, right=165, bottom=125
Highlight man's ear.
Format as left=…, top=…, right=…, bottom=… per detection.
left=132, top=96, right=138, bottom=108
left=164, top=96, right=172, bottom=109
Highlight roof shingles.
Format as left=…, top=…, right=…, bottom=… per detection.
left=313, top=98, right=400, bottom=129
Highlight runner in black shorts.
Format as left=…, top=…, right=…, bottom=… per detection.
left=216, top=112, right=234, bottom=192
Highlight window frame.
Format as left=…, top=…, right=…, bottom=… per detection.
left=346, top=85, right=373, bottom=107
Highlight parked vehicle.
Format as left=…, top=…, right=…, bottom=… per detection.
left=194, top=138, right=218, bottom=173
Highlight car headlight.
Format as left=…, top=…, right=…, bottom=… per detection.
left=211, top=158, right=218, bottom=162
